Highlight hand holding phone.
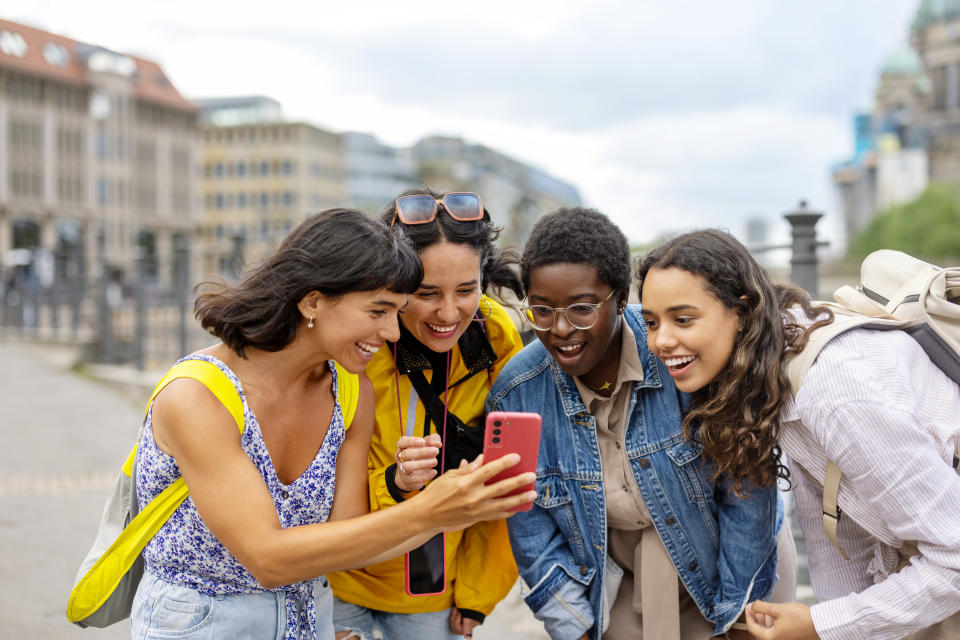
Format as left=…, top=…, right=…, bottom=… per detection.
left=483, top=411, right=541, bottom=512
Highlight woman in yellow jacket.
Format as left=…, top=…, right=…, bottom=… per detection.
left=329, top=190, right=524, bottom=639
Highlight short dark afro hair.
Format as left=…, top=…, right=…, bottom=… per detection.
left=521, top=207, right=631, bottom=295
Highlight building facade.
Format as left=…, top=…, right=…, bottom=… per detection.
left=342, top=131, right=418, bottom=215
left=196, top=105, right=346, bottom=277
left=833, top=0, right=960, bottom=244
left=0, top=18, right=198, bottom=293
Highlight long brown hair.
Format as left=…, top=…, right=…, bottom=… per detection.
left=636, top=229, right=831, bottom=495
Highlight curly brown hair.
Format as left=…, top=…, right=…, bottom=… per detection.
left=636, top=229, right=831, bottom=496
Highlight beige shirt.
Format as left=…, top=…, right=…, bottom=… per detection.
left=574, top=320, right=651, bottom=531
left=575, top=321, right=709, bottom=639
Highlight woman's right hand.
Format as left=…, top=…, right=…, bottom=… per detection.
left=394, top=433, right=442, bottom=492
left=416, top=454, right=537, bottom=530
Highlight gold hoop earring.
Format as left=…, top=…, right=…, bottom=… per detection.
left=307, top=316, right=314, bottom=329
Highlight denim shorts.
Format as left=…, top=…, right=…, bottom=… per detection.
left=132, top=571, right=334, bottom=640
left=332, top=597, right=460, bottom=640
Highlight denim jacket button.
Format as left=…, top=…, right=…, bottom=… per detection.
left=689, top=562, right=698, bottom=571
left=665, top=517, right=676, bottom=525
left=638, top=458, right=650, bottom=468
left=579, top=565, right=589, bottom=576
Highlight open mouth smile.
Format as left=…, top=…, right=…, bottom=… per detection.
left=425, top=321, right=459, bottom=338
left=662, top=354, right=696, bottom=376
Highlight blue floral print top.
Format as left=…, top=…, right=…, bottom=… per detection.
left=136, top=353, right=345, bottom=639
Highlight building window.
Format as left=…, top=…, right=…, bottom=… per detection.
left=282, top=191, right=294, bottom=207
left=214, top=193, right=224, bottom=208
left=97, top=178, right=108, bottom=205
left=43, top=41, right=69, bottom=66
left=96, top=127, right=107, bottom=159
left=948, top=64, right=959, bottom=110
left=237, top=193, right=247, bottom=208
left=214, top=162, right=224, bottom=178
left=260, top=160, right=269, bottom=176
left=282, top=160, right=294, bottom=175
left=259, top=192, right=269, bottom=209
left=236, top=161, right=246, bottom=177
left=0, top=30, right=28, bottom=58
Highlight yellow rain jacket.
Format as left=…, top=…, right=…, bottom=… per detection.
left=328, top=297, right=522, bottom=618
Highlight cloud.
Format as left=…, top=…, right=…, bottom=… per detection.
left=9, top=0, right=920, bottom=246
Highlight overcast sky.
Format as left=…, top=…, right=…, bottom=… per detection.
left=12, top=0, right=920, bottom=249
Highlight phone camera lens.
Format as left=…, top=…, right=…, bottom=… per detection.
left=493, top=420, right=502, bottom=427
left=492, top=437, right=500, bottom=443
left=493, top=428, right=501, bottom=435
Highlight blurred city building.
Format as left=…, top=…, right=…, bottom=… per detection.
left=197, top=102, right=583, bottom=261
left=413, top=136, right=582, bottom=246
left=832, top=0, right=960, bottom=244
left=0, top=17, right=198, bottom=291
left=342, top=131, right=418, bottom=215
left=196, top=97, right=346, bottom=277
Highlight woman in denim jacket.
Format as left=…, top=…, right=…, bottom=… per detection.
left=487, top=208, right=794, bottom=639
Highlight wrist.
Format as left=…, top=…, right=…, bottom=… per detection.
left=385, top=463, right=422, bottom=501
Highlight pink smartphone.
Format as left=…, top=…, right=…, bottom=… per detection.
left=483, top=411, right=542, bottom=512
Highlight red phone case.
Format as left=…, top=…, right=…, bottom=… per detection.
left=483, top=411, right=541, bottom=512
left=403, top=532, right=447, bottom=597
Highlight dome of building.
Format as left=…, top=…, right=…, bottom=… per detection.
left=912, top=0, right=960, bottom=32
left=881, top=44, right=924, bottom=75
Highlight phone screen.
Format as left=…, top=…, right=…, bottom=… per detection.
left=405, top=532, right=446, bottom=596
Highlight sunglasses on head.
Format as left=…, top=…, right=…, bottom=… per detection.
left=392, top=192, right=484, bottom=227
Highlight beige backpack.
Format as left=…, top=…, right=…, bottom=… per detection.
left=785, top=249, right=960, bottom=559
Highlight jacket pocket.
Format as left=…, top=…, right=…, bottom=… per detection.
left=534, top=474, right=586, bottom=563
left=666, top=440, right=713, bottom=504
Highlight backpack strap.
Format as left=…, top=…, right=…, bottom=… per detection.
left=121, top=358, right=245, bottom=477
left=334, top=362, right=359, bottom=429
left=821, top=459, right=847, bottom=561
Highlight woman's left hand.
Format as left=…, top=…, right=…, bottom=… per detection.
left=745, top=601, right=819, bottom=640
left=394, top=433, right=442, bottom=492
left=449, top=608, right=481, bottom=638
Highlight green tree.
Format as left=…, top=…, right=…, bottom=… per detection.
left=851, top=184, right=960, bottom=262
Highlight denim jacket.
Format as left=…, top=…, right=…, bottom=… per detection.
left=487, top=306, right=779, bottom=639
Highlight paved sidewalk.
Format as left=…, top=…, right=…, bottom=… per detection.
left=0, top=339, right=547, bottom=639
left=0, top=340, right=138, bottom=639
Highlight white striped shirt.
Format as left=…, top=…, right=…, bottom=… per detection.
left=779, top=327, right=960, bottom=640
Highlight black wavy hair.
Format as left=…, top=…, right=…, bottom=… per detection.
left=195, top=208, right=422, bottom=357
left=520, top=207, right=631, bottom=295
left=380, top=188, right=523, bottom=299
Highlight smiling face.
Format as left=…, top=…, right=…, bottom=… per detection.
left=400, top=241, right=482, bottom=353
left=640, top=266, right=741, bottom=393
left=526, top=262, right=624, bottom=380
left=309, top=288, right=408, bottom=373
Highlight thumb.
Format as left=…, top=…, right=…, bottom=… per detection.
left=748, top=600, right=779, bottom=616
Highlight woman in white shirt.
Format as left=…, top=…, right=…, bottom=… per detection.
left=636, top=229, right=960, bottom=640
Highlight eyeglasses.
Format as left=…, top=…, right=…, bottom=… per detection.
left=521, top=290, right=617, bottom=331
left=392, top=192, right=484, bottom=227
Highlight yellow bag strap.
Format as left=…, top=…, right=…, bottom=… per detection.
left=334, top=361, right=359, bottom=430
left=121, top=359, right=245, bottom=477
